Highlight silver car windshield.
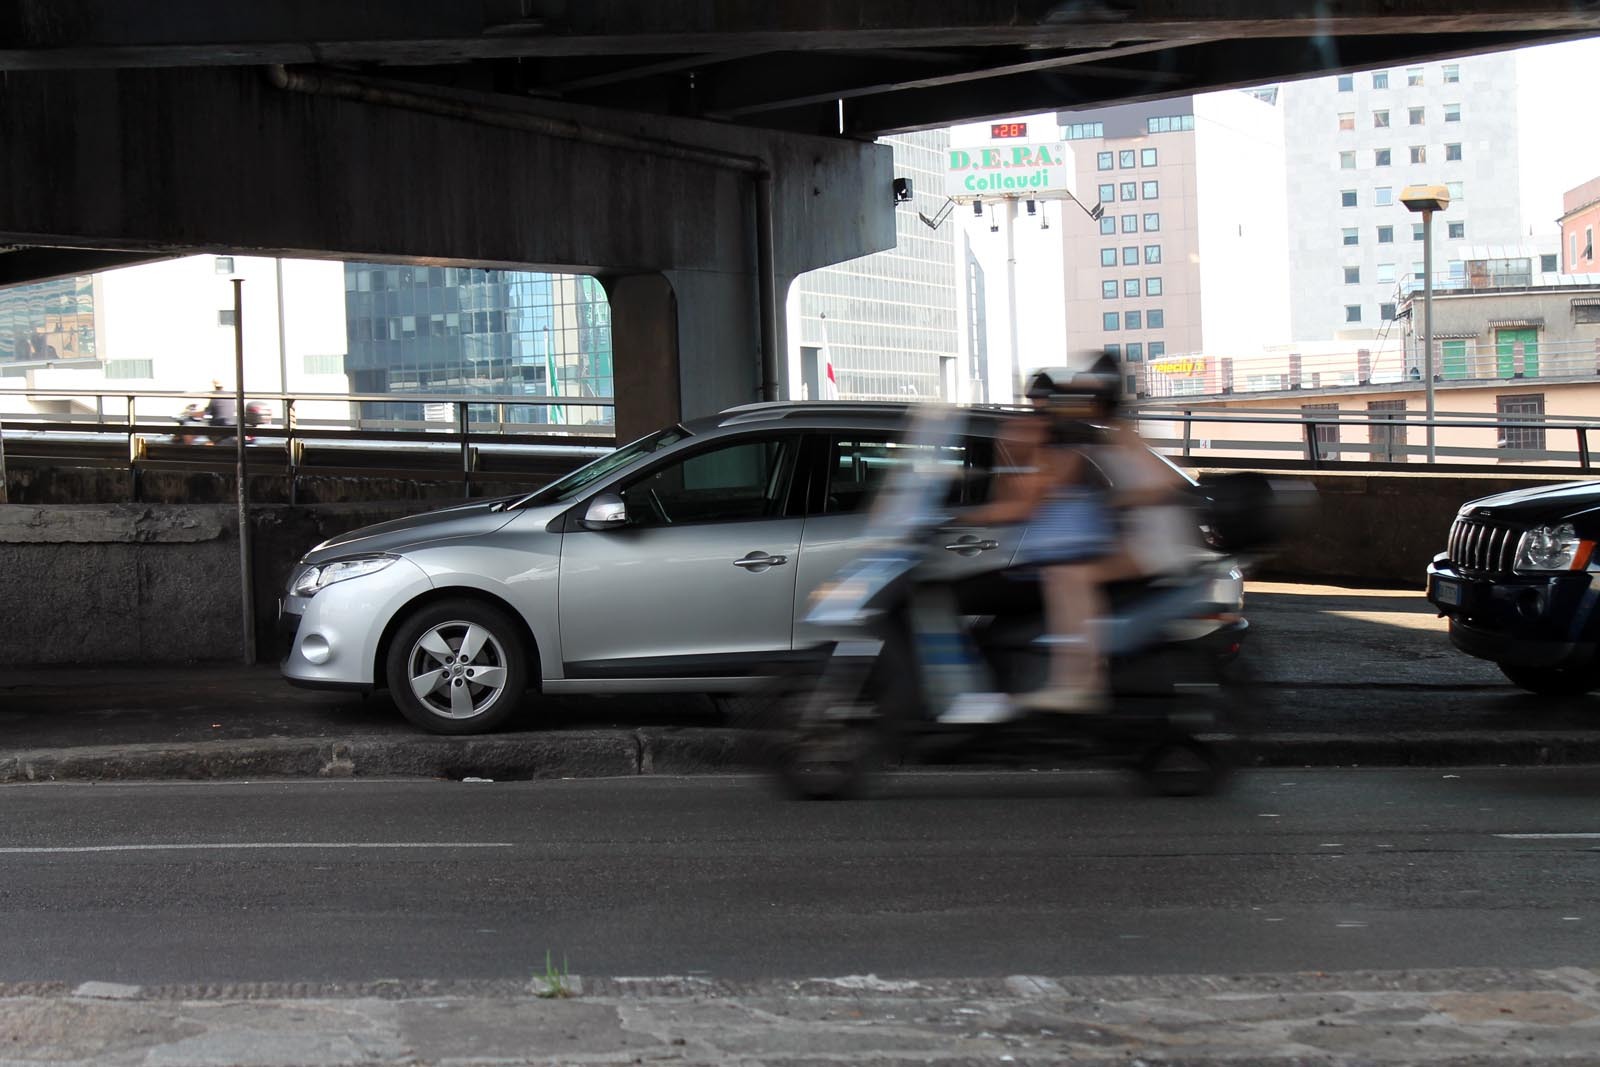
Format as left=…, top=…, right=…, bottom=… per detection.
left=513, top=425, right=692, bottom=507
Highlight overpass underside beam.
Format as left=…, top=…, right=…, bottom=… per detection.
left=0, top=66, right=893, bottom=430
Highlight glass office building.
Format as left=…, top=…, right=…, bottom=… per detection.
left=343, top=264, right=613, bottom=425
left=0, top=276, right=97, bottom=368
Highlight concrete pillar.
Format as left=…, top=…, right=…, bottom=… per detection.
left=602, top=273, right=682, bottom=444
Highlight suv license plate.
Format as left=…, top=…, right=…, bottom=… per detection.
left=1433, top=577, right=1463, bottom=607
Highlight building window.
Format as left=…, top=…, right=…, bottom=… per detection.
left=1339, top=150, right=1356, bottom=169
left=1105, top=344, right=1121, bottom=358
left=105, top=359, right=154, bottom=379
left=1100, top=248, right=1117, bottom=266
left=1447, top=180, right=1463, bottom=201
left=1143, top=213, right=1160, bottom=232
left=1443, top=63, right=1460, bottom=84
left=1373, top=109, right=1389, bottom=128
left=1142, top=180, right=1159, bottom=198
left=1372, top=71, right=1389, bottom=89
left=1147, top=115, right=1194, bottom=133
left=214, top=256, right=235, bottom=274
left=1407, top=67, right=1424, bottom=86
left=1126, top=342, right=1144, bottom=360
left=1102, top=280, right=1118, bottom=299
left=1097, top=152, right=1114, bottom=170
left=1445, top=142, right=1462, bottom=161
left=1144, top=245, right=1162, bottom=264
left=1345, top=305, right=1362, bottom=323
left=1377, top=225, right=1394, bottom=244
left=1141, top=148, right=1158, bottom=166
left=1375, top=186, right=1394, bottom=207
left=1497, top=394, right=1546, bottom=452
left=1064, top=121, right=1104, bottom=139
left=1408, top=106, right=1425, bottom=126
left=1303, top=403, right=1341, bottom=461
left=1123, top=246, right=1140, bottom=265
left=304, top=353, right=345, bottom=375
left=1146, top=277, right=1163, bottom=296
left=1337, top=74, right=1354, bottom=91
left=1376, top=263, right=1396, bottom=284
left=1119, top=149, right=1136, bottom=168
left=1149, top=341, right=1166, bottom=358
left=1098, top=182, right=1115, bottom=203
left=1343, top=227, right=1360, bottom=246
left=1410, top=145, right=1426, bottom=164
left=1103, top=312, right=1120, bottom=331
left=1147, top=309, right=1164, bottom=329
left=1374, top=148, right=1391, bottom=167
left=1344, top=266, right=1360, bottom=284
left=1125, top=310, right=1142, bottom=330
left=1120, top=181, right=1137, bottom=200
left=1099, top=216, right=1117, bottom=235
left=1444, top=103, right=1461, bottom=122
left=1121, top=214, right=1139, bottom=233
left=1447, top=220, right=1465, bottom=239
left=1575, top=301, right=1600, bottom=324
left=1341, top=189, right=1358, bottom=207
left=1413, top=222, right=1426, bottom=241
left=1339, top=112, right=1356, bottom=131
left=1542, top=253, right=1559, bottom=273
left=1380, top=303, right=1397, bottom=320
left=218, top=309, right=236, bottom=326
left=1124, top=278, right=1141, bottom=297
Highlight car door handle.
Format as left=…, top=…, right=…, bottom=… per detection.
left=733, top=552, right=789, bottom=569
left=944, top=537, right=1000, bottom=554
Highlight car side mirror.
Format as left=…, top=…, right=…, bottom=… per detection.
left=582, top=492, right=628, bottom=530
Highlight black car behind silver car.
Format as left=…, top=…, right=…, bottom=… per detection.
left=1426, top=482, right=1600, bottom=696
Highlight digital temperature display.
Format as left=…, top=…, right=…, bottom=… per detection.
left=989, top=122, right=1029, bottom=139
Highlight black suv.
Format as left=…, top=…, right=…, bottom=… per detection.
left=1426, top=482, right=1600, bottom=695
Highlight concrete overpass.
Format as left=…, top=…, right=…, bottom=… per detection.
left=3, top=1, right=1599, bottom=436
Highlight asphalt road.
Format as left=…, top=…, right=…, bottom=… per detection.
left=4, top=768, right=1599, bottom=985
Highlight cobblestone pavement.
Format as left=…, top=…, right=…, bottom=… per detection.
left=3, top=967, right=1598, bottom=1065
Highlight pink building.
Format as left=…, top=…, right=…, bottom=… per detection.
left=1560, top=177, right=1600, bottom=274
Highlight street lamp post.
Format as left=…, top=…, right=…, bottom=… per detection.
left=1401, top=184, right=1451, bottom=463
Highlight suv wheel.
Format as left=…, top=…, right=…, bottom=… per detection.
left=1498, top=662, right=1598, bottom=698
left=386, top=600, right=529, bottom=734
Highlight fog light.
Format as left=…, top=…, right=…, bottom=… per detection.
left=300, top=633, right=332, bottom=665
left=1516, top=589, right=1544, bottom=619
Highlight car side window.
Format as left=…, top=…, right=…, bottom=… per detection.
left=822, top=435, right=998, bottom=514
left=620, top=437, right=795, bottom=527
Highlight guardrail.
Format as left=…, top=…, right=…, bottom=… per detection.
left=0, top=387, right=615, bottom=502
left=1135, top=405, right=1600, bottom=473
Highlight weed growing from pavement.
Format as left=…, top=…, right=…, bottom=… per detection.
left=536, top=950, right=573, bottom=998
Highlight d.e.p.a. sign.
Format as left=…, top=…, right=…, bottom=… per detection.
left=944, top=142, right=1075, bottom=201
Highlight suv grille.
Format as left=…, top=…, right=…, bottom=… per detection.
left=1448, top=518, right=1520, bottom=574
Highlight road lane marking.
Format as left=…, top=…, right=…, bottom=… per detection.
left=0, top=842, right=514, bottom=854
left=1493, top=833, right=1600, bottom=840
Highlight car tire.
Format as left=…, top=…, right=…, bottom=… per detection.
left=1497, top=662, right=1599, bottom=698
left=386, top=599, right=530, bottom=734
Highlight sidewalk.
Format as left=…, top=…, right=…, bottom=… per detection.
left=4, top=583, right=1600, bottom=783
left=5, top=967, right=1598, bottom=1064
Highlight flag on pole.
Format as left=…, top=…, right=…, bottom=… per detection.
left=818, top=314, right=840, bottom=400
left=542, top=327, right=565, bottom=425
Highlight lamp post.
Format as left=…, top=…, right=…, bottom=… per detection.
left=1401, top=184, right=1451, bottom=463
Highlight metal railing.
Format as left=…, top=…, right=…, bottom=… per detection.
left=0, top=387, right=616, bottom=500
left=1134, top=404, right=1600, bottom=472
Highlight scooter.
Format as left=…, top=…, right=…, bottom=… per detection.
left=767, top=409, right=1265, bottom=800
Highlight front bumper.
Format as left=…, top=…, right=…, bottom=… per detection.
left=1425, top=554, right=1598, bottom=668
left=279, top=555, right=434, bottom=689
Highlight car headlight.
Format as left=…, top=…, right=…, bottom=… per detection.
left=291, top=555, right=398, bottom=597
left=1514, top=524, right=1594, bottom=573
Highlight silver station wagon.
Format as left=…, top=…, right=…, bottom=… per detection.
left=279, top=402, right=1242, bottom=733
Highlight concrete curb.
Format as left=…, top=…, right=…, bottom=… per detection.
left=3, top=727, right=1600, bottom=783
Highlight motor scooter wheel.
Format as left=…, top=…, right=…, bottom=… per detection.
left=1137, top=739, right=1227, bottom=797
left=770, top=671, right=889, bottom=801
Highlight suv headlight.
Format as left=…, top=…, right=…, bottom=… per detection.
left=1514, top=524, right=1594, bottom=573
left=291, top=555, right=398, bottom=597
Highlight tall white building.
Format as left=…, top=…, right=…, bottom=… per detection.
left=1281, top=52, right=1523, bottom=342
